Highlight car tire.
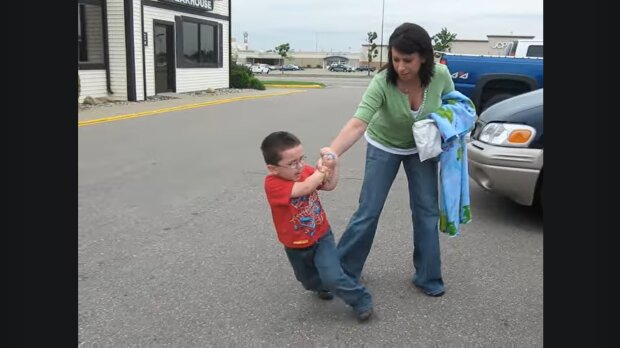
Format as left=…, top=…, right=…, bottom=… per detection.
left=481, top=93, right=515, bottom=112
left=535, top=175, right=543, bottom=213
left=538, top=181, right=543, bottom=213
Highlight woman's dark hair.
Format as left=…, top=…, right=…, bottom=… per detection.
left=380, top=23, right=435, bottom=87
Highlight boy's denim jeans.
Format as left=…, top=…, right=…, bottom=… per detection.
left=285, top=230, right=373, bottom=313
left=337, top=143, right=445, bottom=296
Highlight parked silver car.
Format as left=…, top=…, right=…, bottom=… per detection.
left=467, top=89, right=543, bottom=209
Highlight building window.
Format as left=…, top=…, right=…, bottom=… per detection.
left=176, top=16, right=223, bottom=68
left=78, top=0, right=105, bottom=69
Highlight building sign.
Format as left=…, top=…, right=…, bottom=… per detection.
left=160, top=0, right=214, bottom=11
left=492, top=41, right=512, bottom=49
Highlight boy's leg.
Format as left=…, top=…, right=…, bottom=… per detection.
left=313, top=230, right=374, bottom=317
left=284, top=246, right=324, bottom=292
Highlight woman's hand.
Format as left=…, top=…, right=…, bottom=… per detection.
left=320, top=147, right=337, bottom=159
left=317, top=148, right=337, bottom=169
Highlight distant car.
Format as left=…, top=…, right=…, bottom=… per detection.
left=356, top=65, right=376, bottom=72
left=280, top=64, right=301, bottom=71
left=467, top=89, right=543, bottom=210
left=250, top=64, right=270, bottom=74
left=328, top=63, right=352, bottom=72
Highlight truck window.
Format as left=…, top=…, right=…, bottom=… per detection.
left=526, top=45, right=543, bottom=57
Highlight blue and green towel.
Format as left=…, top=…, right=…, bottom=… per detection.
left=427, top=91, right=476, bottom=237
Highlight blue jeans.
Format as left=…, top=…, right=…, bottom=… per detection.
left=285, top=230, right=373, bottom=313
left=337, top=144, right=445, bottom=295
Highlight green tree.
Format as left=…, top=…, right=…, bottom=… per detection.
left=275, top=43, right=290, bottom=74
left=432, top=27, right=457, bottom=53
left=366, top=32, right=378, bottom=76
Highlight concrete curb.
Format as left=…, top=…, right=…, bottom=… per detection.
left=78, top=90, right=304, bottom=127
left=264, top=84, right=323, bottom=89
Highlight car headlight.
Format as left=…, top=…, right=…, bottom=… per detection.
left=478, top=123, right=537, bottom=147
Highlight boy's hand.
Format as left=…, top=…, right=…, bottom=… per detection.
left=316, top=165, right=329, bottom=184
left=316, top=149, right=339, bottom=191
left=317, top=164, right=329, bottom=174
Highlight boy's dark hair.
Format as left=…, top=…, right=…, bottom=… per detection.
left=261, top=131, right=301, bottom=165
left=380, top=22, right=435, bottom=88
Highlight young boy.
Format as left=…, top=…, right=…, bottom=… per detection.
left=261, top=131, right=374, bottom=321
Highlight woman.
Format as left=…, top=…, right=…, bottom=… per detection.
left=320, top=23, right=455, bottom=297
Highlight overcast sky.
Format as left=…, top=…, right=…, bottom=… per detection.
left=231, top=0, right=543, bottom=52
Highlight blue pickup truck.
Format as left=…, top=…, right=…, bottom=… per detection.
left=439, top=53, right=543, bottom=112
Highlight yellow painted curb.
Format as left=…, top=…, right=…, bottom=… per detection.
left=264, top=84, right=323, bottom=89
left=78, top=90, right=304, bottom=127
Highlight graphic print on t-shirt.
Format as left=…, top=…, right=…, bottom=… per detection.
left=289, top=191, right=325, bottom=237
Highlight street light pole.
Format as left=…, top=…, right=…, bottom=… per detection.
left=315, top=32, right=318, bottom=52
left=379, top=0, right=385, bottom=69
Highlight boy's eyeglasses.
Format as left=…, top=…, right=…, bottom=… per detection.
left=276, top=155, right=307, bottom=169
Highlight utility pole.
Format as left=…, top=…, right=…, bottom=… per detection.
left=379, top=0, right=385, bottom=69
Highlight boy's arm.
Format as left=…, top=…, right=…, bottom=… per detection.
left=290, top=168, right=327, bottom=198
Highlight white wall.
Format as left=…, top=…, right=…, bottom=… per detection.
left=143, top=2, right=229, bottom=96
left=106, top=0, right=128, bottom=100
left=80, top=0, right=230, bottom=101
left=78, top=3, right=107, bottom=103
left=360, top=45, right=389, bottom=67
left=133, top=0, right=145, bottom=100
left=79, top=70, right=108, bottom=103
left=212, top=0, right=228, bottom=15
left=450, top=41, right=490, bottom=55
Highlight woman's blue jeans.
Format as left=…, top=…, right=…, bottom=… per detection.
left=337, top=143, right=445, bottom=296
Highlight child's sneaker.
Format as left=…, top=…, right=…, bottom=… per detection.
left=356, top=307, right=373, bottom=322
left=316, top=290, right=334, bottom=300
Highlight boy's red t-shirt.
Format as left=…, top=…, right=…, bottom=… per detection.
left=264, top=165, right=330, bottom=248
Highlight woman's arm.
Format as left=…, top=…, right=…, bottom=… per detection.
left=321, top=76, right=384, bottom=158
left=321, top=118, right=368, bottom=157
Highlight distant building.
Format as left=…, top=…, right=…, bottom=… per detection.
left=359, top=34, right=537, bottom=69
left=234, top=47, right=361, bottom=69
left=450, top=35, right=536, bottom=55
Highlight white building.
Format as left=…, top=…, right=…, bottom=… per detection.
left=78, top=0, right=230, bottom=103
left=235, top=48, right=361, bottom=69
left=450, top=35, right=536, bottom=55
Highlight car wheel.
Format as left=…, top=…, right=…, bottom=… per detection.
left=481, top=93, right=514, bottom=112
left=535, top=175, right=543, bottom=213
left=538, top=181, right=542, bottom=213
